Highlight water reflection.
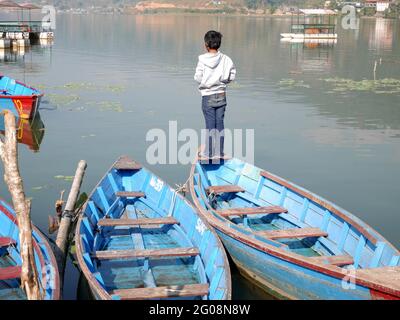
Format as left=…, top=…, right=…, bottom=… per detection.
left=368, top=18, right=394, bottom=51
left=0, top=39, right=53, bottom=64
left=283, top=40, right=336, bottom=73
left=0, top=112, right=45, bottom=152
left=0, top=47, right=24, bottom=62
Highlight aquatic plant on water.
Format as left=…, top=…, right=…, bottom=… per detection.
left=85, top=101, right=124, bottom=112
left=322, top=78, right=400, bottom=94
left=46, top=93, right=80, bottom=108
left=279, top=78, right=310, bottom=89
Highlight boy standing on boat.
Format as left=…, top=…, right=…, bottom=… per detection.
left=194, top=30, right=236, bottom=159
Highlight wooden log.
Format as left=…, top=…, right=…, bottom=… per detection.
left=115, top=191, right=145, bottom=198
left=98, top=217, right=178, bottom=227
left=0, top=111, right=41, bottom=300
left=216, top=206, right=288, bottom=217
left=54, top=160, right=87, bottom=296
left=257, top=227, right=328, bottom=240
left=0, top=237, right=15, bottom=248
left=309, top=255, right=354, bottom=267
left=93, top=247, right=199, bottom=260
left=206, top=185, right=245, bottom=195
left=0, top=266, right=22, bottom=281
left=111, top=283, right=209, bottom=300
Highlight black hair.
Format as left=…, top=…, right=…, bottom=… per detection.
left=204, top=30, right=222, bottom=50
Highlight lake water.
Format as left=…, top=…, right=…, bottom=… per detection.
left=0, top=13, right=399, bottom=300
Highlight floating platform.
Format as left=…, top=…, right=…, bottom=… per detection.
left=39, top=32, right=54, bottom=39
left=280, top=37, right=337, bottom=45
left=281, top=33, right=338, bottom=40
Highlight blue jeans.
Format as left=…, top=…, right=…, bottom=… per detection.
left=202, top=93, right=227, bottom=157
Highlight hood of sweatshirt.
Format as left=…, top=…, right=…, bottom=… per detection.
left=199, top=52, right=223, bottom=69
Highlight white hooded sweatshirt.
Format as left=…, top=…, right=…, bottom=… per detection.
left=194, top=51, right=236, bottom=96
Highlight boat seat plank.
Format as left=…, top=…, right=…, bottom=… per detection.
left=206, top=185, right=245, bottom=195
left=111, top=283, right=209, bottom=300
left=0, top=237, right=15, bottom=248
left=257, top=227, right=328, bottom=240
left=93, top=247, right=199, bottom=260
left=98, top=217, right=179, bottom=227
left=356, top=267, right=400, bottom=292
left=0, top=266, right=21, bottom=281
left=116, top=191, right=146, bottom=198
left=309, top=255, right=354, bottom=267
left=114, top=157, right=142, bottom=171
left=216, top=206, right=288, bottom=217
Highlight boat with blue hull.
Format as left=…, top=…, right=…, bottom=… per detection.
left=75, top=156, right=231, bottom=300
left=190, top=157, right=400, bottom=300
left=0, top=75, right=43, bottom=119
left=0, top=199, right=60, bottom=300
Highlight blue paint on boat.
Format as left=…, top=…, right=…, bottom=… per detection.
left=190, top=157, right=400, bottom=300
left=76, top=156, right=231, bottom=300
left=0, top=199, right=60, bottom=300
left=0, top=75, right=42, bottom=119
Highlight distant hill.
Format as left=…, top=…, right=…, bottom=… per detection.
left=26, top=0, right=327, bottom=10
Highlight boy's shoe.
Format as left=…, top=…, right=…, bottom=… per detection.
left=198, top=152, right=211, bottom=161
left=212, top=154, right=231, bottom=161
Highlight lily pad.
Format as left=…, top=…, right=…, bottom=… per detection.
left=47, top=94, right=80, bottom=107
left=54, top=175, right=75, bottom=182
left=279, top=78, right=310, bottom=89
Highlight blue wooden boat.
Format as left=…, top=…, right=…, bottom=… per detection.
left=0, top=199, right=60, bottom=300
left=75, top=156, right=231, bottom=300
left=190, top=157, right=400, bottom=300
left=0, top=74, right=43, bottom=119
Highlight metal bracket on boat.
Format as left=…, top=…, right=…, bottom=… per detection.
left=62, top=210, right=75, bottom=219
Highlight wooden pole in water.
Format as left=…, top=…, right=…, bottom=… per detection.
left=0, top=111, right=42, bottom=300
left=55, top=160, right=87, bottom=293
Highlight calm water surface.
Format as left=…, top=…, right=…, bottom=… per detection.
left=0, top=14, right=399, bottom=300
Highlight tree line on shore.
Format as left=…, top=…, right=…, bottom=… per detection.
left=23, top=0, right=400, bottom=18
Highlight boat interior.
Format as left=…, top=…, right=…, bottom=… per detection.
left=0, top=76, right=38, bottom=96
left=193, top=159, right=400, bottom=271
left=79, top=158, right=228, bottom=300
left=0, top=200, right=56, bottom=300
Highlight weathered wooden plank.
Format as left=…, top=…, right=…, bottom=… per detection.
left=0, top=266, right=21, bottom=281
left=216, top=206, right=288, bottom=217
left=93, top=247, right=199, bottom=260
left=116, top=191, right=145, bottom=198
left=111, top=283, right=209, bottom=300
left=98, top=217, right=179, bottom=227
left=114, top=157, right=142, bottom=171
left=257, top=227, right=328, bottom=240
left=356, top=267, right=400, bottom=292
left=206, top=185, right=245, bottom=195
left=309, top=255, right=354, bottom=267
left=0, top=237, right=15, bottom=248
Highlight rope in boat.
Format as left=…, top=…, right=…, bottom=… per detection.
left=167, top=176, right=191, bottom=217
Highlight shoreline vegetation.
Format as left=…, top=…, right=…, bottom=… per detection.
left=50, top=0, right=400, bottom=19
